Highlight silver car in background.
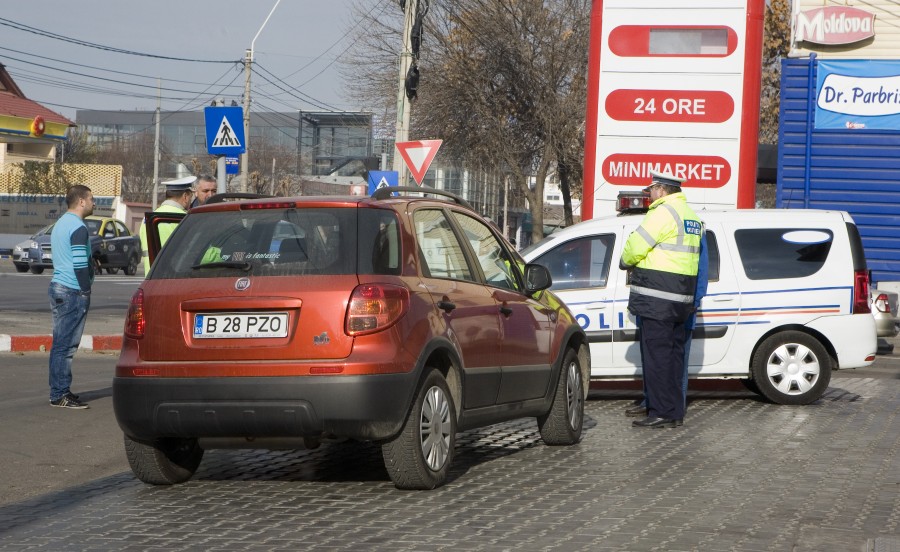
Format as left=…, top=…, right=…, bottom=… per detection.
left=870, top=288, right=900, bottom=339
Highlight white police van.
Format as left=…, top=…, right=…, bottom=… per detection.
left=521, top=208, right=877, bottom=405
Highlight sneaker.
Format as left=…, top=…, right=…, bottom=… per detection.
left=50, top=395, right=89, bottom=409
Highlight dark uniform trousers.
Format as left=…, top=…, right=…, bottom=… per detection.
left=640, top=317, right=687, bottom=420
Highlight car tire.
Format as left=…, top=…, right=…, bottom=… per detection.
left=123, top=434, right=203, bottom=485
left=740, top=378, right=761, bottom=395
left=14, top=263, right=28, bottom=273
left=29, top=266, right=44, bottom=275
left=382, top=369, right=456, bottom=490
left=125, top=254, right=139, bottom=276
left=750, top=331, right=831, bottom=405
left=538, top=348, right=584, bottom=445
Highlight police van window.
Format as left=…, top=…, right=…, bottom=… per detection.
left=535, top=234, right=615, bottom=291
left=734, top=228, right=833, bottom=280
left=706, top=230, right=720, bottom=282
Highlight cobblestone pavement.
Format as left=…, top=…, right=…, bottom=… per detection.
left=0, top=377, right=897, bottom=552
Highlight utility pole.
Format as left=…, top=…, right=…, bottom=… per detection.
left=241, top=0, right=282, bottom=193
left=152, top=78, right=161, bottom=210
left=392, top=0, right=418, bottom=187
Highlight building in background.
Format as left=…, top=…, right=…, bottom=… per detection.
left=76, top=110, right=376, bottom=179
left=780, top=0, right=900, bottom=287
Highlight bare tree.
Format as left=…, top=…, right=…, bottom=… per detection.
left=55, top=129, right=98, bottom=164
left=95, top=132, right=160, bottom=204
left=344, top=0, right=590, bottom=241
left=759, top=0, right=791, bottom=145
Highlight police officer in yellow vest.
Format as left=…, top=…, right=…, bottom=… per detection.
left=620, top=170, right=701, bottom=428
left=139, top=176, right=195, bottom=275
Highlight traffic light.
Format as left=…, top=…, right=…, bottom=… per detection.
left=405, top=64, right=420, bottom=101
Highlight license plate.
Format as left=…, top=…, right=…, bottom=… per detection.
left=193, top=312, right=289, bottom=339
left=20, top=252, right=28, bottom=260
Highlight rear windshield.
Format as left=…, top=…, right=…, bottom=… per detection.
left=149, top=206, right=401, bottom=279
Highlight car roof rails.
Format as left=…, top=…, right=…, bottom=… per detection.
left=371, top=186, right=474, bottom=210
left=204, top=192, right=275, bottom=205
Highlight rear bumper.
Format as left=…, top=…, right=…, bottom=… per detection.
left=807, top=314, right=878, bottom=368
left=113, top=372, right=419, bottom=442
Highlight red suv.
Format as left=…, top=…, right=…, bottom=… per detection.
left=114, top=188, right=589, bottom=489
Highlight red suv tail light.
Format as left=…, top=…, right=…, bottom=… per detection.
left=852, top=269, right=870, bottom=314
left=345, top=284, right=409, bottom=336
left=124, top=288, right=146, bottom=338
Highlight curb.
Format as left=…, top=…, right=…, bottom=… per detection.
left=0, top=334, right=122, bottom=353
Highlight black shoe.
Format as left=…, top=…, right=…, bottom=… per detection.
left=50, top=395, right=89, bottom=409
left=625, top=405, right=648, bottom=417
left=632, top=416, right=678, bottom=428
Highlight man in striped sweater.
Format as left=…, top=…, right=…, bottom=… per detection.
left=48, top=185, right=95, bottom=409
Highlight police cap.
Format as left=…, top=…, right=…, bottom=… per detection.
left=643, top=170, right=685, bottom=193
left=162, top=176, right=197, bottom=192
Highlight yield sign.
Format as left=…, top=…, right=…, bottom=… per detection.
left=395, top=139, right=442, bottom=185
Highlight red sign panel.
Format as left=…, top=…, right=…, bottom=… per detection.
left=795, top=7, right=875, bottom=46
left=602, top=154, right=731, bottom=188
left=608, top=25, right=738, bottom=57
left=606, top=90, right=734, bottom=123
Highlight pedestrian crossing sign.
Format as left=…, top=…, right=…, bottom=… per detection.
left=204, top=106, right=246, bottom=156
left=367, top=171, right=399, bottom=195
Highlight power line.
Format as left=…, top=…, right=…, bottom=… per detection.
left=0, top=17, right=237, bottom=63
left=1, top=53, right=242, bottom=97
left=0, top=45, right=245, bottom=89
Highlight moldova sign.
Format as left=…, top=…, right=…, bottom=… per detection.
left=395, top=139, right=442, bottom=185
left=204, top=106, right=245, bottom=156
left=367, top=171, right=399, bottom=195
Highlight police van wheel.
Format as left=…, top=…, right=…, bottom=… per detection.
left=124, top=434, right=203, bottom=485
left=538, top=348, right=584, bottom=445
left=751, top=331, right=831, bottom=405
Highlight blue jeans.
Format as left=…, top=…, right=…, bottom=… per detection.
left=48, top=282, right=90, bottom=401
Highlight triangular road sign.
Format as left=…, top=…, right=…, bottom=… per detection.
left=395, top=140, right=442, bottom=185
left=212, top=116, right=242, bottom=148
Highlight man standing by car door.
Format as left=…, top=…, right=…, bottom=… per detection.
left=620, top=170, right=702, bottom=428
left=48, top=185, right=95, bottom=409
left=190, top=174, right=217, bottom=208
left=139, top=176, right=195, bottom=274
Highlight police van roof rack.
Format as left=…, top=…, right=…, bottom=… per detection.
left=371, top=186, right=473, bottom=210
left=205, top=192, right=275, bottom=205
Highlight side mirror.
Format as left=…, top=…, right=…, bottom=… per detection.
left=524, top=263, right=552, bottom=294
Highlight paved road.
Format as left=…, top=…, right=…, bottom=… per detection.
left=0, top=351, right=897, bottom=551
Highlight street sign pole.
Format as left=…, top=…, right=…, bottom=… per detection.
left=217, top=156, right=226, bottom=194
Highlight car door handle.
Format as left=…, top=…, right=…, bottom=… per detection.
left=583, top=302, right=608, bottom=310
left=711, top=297, right=735, bottom=302
left=437, top=300, right=456, bottom=313
left=499, top=306, right=513, bottom=317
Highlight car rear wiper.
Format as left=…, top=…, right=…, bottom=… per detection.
left=191, top=260, right=252, bottom=271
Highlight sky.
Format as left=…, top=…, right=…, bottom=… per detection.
left=1, top=0, right=393, bottom=121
